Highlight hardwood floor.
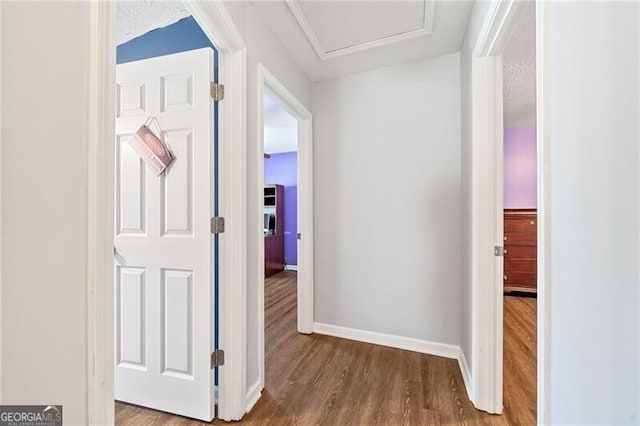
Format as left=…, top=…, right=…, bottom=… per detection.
left=116, top=272, right=536, bottom=425
left=503, top=295, right=537, bottom=425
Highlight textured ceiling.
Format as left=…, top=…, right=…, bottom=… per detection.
left=503, top=3, right=536, bottom=128
left=264, top=92, right=298, bottom=154
left=116, top=0, right=190, bottom=45
left=251, top=0, right=473, bottom=82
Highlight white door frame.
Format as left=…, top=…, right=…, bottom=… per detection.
left=469, top=0, right=542, bottom=417
left=86, top=1, right=249, bottom=423
left=256, top=63, right=314, bottom=391
left=0, top=1, right=4, bottom=405
left=534, top=3, right=552, bottom=423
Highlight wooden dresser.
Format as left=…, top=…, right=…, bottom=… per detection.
left=264, top=184, right=285, bottom=277
left=504, top=209, right=537, bottom=293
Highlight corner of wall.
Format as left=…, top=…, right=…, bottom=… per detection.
left=457, top=347, right=474, bottom=405
left=245, top=379, right=262, bottom=414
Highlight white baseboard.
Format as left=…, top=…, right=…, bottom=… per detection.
left=245, top=379, right=262, bottom=413
left=312, top=323, right=475, bottom=405
left=312, top=322, right=460, bottom=360
left=284, top=264, right=298, bottom=271
left=457, top=348, right=474, bottom=404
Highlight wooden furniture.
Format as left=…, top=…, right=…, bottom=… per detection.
left=504, top=209, right=537, bottom=293
left=264, top=184, right=284, bottom=277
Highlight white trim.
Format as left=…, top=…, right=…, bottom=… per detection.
left=284, top=264, right=298, bottom=271
left=313, top=323, right=460, bottom=360
left=0, top=0, right=4, bottom=404
left=457, top=349, right=473, bottom=403
left=256, top=70, right=266, bottom=392
left=87, top=3, right=116, bottom=424
left=536, top=2, right=551, bottom=423
left=313, top=323, right=474, bottom=399
left=469, top=0, right=529, bottom=416
left=473, top=0, right=528, bottom=58
left=245, top=380, right=262, bottom=414
left=89, top=1, right=248, bottom=423
left=185, top=2, right=248, bottom=421
left=256, top=64, right=314, bottom=394
left=285, top=0, right=435, bottom=60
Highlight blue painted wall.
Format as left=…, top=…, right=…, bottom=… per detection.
left=117, top=16, right=216, bottom=64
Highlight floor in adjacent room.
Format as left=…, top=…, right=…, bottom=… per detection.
left=116, top=271, right=537, bottom=425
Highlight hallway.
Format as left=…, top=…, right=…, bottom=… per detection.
left=116, top=271, right=536, bottom=425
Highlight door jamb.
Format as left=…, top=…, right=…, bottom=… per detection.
left=469, top=0, right=538, bottom=416
left=255, top=63, right=314, bottom=394
left=0, top=1, right=4, bottom=404
left=534, top=3, right=551, bottom=423
left=86, top=1, right=248, bottom=423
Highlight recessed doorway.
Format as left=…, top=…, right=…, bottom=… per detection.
left=501, top=3, right=537, bottom=422
left=253, top=64, right=314, bottom=403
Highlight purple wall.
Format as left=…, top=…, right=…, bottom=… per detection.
left=504, top=127, right=537, bottom=209
left=264, top=152, right=298, bottom=266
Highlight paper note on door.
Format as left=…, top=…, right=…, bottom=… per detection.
left=129, top=125, right=175, bottom=176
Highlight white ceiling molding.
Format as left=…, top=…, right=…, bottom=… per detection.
left=251, top=1, right=472, bottom=82
left=285, top=0, right=435, bottom=60
left=503, top=2, right=536, bottom=128
left=116, top=0, right=190, bottom=45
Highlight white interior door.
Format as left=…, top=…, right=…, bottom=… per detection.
left=114, top=48, right=215, bottom=422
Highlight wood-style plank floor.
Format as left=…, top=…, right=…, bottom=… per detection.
left=116, top=272, right=536, bottom=425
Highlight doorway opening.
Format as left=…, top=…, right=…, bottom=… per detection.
left=501, top=3, right=537, bottom=423
left=468, top=0, right=544, bottom=419
left=113, top=3, right=221, bottom=423
left=89, top=0, right=248, bottom=423
left=255, top=64, right=313, bottom=401
left=263, top=89, right=298, bottom=277
left=261, top=86, right=300, bottom=399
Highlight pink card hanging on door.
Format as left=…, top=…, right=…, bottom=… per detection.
left=129, top=119, right=175, bottom=176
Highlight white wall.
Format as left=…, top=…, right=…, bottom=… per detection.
left=1, top=2, right=91, bottom=424
left=0, top=1, right=4, bottom=403
left=312, top=53, right=462, bottom=346
left=539, top=2, right=640, bottom=423
left=224, top=1, right=313, bottom=396
left=459, top=0, right=493, bottom=386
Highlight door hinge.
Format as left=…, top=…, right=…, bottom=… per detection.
left=210, top=82, right=224, bottom=101
left=494, top=246, right=505, bottom=256
left=211, top=217, right=225, bottom=234
left=211, top=349, right=225, bottom=368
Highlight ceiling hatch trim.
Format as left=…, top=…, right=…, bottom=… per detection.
left=285, top=0, right=436, bottom=61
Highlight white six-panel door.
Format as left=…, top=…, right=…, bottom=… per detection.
left=114, top=48, right=215, bottom=421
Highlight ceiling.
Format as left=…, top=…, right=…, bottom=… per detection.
left=503, top=3, right=536, bottom=128
left=116, top=0, right=189, bottom=45
left=264, top=91, right=298, bottom=154
left=251, top=0, right=473, bottom=82
left=115, top=1, right=533, bottom=127
left=116, top=1, right=472, bottom=82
